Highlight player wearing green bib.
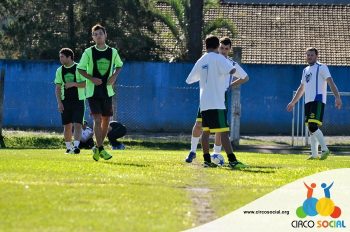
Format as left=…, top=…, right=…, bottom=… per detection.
left=55, top=48, right=86, bottom=154
left=78, top=24, right=123, bottom=161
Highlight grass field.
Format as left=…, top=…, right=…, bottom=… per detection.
left=1, top=148, right=350, bottom=232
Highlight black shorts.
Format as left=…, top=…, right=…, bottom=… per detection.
left=305, top=101, right=325, bottom=126
left=201, top=109, right=229, bottom=133
left=88, top=97, right=113, bottom=116
left=61, top=100, right=84, bottom=125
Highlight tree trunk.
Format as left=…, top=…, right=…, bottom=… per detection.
left=187, top=0, right=204, bottom=61
left=67, top=0, right=76, bottom=51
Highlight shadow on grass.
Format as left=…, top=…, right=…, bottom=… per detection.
left=101, top=162, right=150, bottom=168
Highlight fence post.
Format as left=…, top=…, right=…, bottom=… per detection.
left=230, top=47, right=242, bottom=146
left=0, top=68, right=5, bottom=148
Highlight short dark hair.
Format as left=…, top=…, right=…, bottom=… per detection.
left=59, top=48, right=74, bottom=60
left=220, top=37, right=232, bottom=47
left=92, top=24, right=106, bottom=34
left=205, top=35, right=220, bottom=50
left=306, top=47, right=318, bottom=56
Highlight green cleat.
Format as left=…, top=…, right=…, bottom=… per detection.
left=100, top=149, right=113, bottom=160
left=92, top=147, right=100, bottom=161
left=228, top=160, right=248, bottom=169
left=203, top=161, right=218, bottom=168
left=307, top=155, right=320, bottom=160
left=320, top=150, right=330, bottom=160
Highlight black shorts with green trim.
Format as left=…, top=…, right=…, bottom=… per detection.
left=201, top=109, right=229, bottom=133
left=88, top=97, right=113, bottom=117
left=61, top=99, right=84, bottom=125
left=305, top=101, right=325, bottom=126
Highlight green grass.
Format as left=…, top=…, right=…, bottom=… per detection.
left=0, top=149, right=349, bottom=232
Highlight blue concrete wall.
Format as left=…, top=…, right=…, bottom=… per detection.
left=0, top=60, right=349, bottom=134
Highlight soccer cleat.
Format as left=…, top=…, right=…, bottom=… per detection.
left=320, top=150, right=330, bottom=160
left=203, top=161, right=218, bottom=168
left=112, top=143, right=125, bottom=150
left=92, top=147, right=100, bottom=161
left=228, top=160, right=248, bottom=169
left=100, top=149, right=113, bottom=160
left=185, top=152, right=196, bottom=163
left=65, top=148, right=74, bottom=154
left=307, top=155, right=319, bottom=160
left=73, top=146, right=80, bottom=154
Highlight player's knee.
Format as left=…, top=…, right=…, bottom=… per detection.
left=308, top=123, right=318, bottom=133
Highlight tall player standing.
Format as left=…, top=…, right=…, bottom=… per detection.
left=287, top=47, right=342, bottom=160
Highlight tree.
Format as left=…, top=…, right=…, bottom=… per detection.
left=151, top=0, right=237, bottom=61
left=0, top=0, right=162, bottom=61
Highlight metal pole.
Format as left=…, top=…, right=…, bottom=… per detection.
left=292, top=91, right=295, bottom=146
left=0, top=68, right=5, bottom=148
left=296, top=97, right=300, bottom=146
left=230, top=47, right=242, bottom=146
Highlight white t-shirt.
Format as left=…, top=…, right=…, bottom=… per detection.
left=186, top=52, right=234, bottom=111
left=81, top=126, right=93, bottom=142
left=301, top=62, right=331, bottom=104
left=225, top=57, right=248, bottom=89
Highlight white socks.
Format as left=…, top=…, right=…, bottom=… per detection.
left=213, top=144, right=222, bottom=154
left=190, top=137, right=200, bottom=153
left=65, top=142, right=72, bottom=150
left=73, top=140, right=80, bottom=148
left=310, top=134, right=319, bottom=157
left=313, top=129, right=328, bottom=151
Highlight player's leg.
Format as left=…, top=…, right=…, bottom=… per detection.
left=61, top=100, right=73, bottom=154
left=306, top=101, right=329, bottom=160
left=213, top=133, right=222, bottom=154
left=98, top=97, right=113, bottom=160
left=63, top=123, right=73, bottom=154
left=185, top=107, right=202, bottom=163
left=209, top=109, right=247, bottom=169
left=109, top=124, right=126, bottom=150
left=88, top=98, right=103, bottom=161
left=71, top=100, right=84, bottom=154
left=200, top=110, right=217, bottom=167
left=305, top=102, right=319, bottom=159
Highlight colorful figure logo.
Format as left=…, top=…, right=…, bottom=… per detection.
left=296, top=182, right=342, bottom=219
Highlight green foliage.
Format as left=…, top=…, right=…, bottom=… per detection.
left=151, top=0, right=237, bottom=61
left=0, top=0, right=161, bottom=61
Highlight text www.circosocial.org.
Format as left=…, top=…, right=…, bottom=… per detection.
left=243, top=210, right=290, bottom=215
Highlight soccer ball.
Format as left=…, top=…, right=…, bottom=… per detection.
left=211, top=154, right=225, bottom=166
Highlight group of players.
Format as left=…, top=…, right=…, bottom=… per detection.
left=185, top=36, right=342, bottom=168
left=54, top=24, right=125, bottom=161
left=55, top=24, right=342, bottom=166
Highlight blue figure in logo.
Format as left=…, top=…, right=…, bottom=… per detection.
left=321, top=182, right=334, bottom=198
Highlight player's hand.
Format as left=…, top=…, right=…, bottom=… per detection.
left=58, top=102, right=64, bottom=113
left=107, top=76, right=116, bottom=85
left=91, top=77, right=102, bottom=86
left=335, top=97, right=342, bottom=109
left=64, top=82, right=77, bottom=89
left=286, top=102, right=295, bottom=112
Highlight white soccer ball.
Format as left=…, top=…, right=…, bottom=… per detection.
left=211, top=153, right=225, bottom=166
